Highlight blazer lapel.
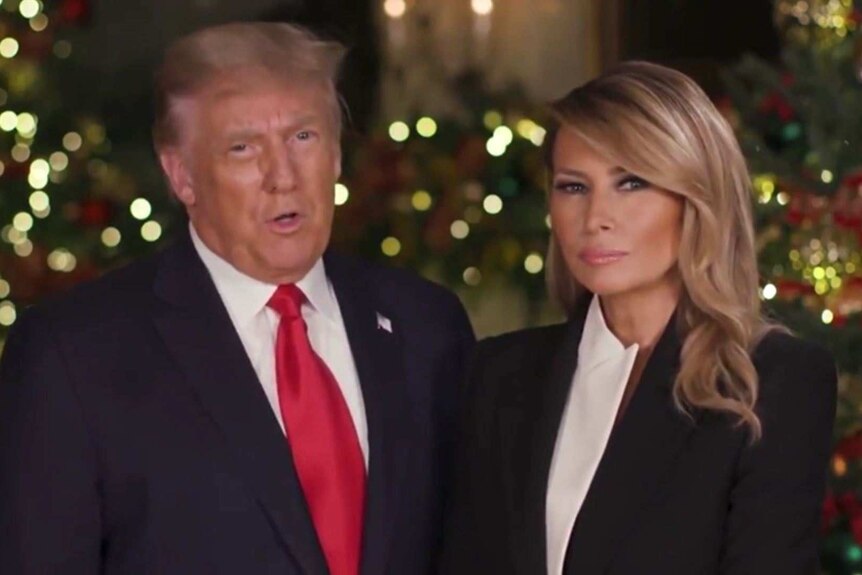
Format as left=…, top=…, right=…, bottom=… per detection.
left=324, top=252, right=412, bottom=575
left=564, top=317, right=697, bottom=573
left=152, top=234, right=328, bottom=575
left=499, top=303, right=590, bottom=575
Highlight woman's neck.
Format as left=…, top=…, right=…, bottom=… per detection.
left=599, top=280, right=681, bottom=352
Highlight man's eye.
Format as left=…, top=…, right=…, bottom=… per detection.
left=229, top=143, right=248, bottom=153
left=295, top=130, right=315, bottom=141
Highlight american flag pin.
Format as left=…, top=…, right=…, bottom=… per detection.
left=376, top=313, right=393, bottom=333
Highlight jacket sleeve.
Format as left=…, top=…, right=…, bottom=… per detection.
left=438, top=339, right=507, bottom=574
left=0, top=310, right=102, bottom=574
left=719, top=336, right=837, bottom=574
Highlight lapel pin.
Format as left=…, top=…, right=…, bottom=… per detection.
left=376, top=313, right=393, bottom=333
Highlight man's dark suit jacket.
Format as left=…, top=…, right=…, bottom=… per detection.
left=0, top=231, right=475, bottom=575
left=440, top=302, right=837, bottom=574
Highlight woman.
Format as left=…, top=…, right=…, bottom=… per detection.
left=440, top=62, right=837, bottom=574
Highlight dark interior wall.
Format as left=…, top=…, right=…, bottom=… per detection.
left=261, top=0, right=379, bottom=134
left=615, top=0, right=780, bottom=94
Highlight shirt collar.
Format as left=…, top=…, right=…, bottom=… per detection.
left=189, top=223, right=338, bottom=325
left=578, top=294, right=639, bottom=371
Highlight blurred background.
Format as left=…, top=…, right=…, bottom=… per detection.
left=0, top=0, right=860, bottom=570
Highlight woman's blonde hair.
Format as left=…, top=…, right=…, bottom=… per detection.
left=545, top=61, right=781, bottom=439
left=152, top=22, right=346, bottom=151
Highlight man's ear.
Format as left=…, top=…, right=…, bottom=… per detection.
left=159, top=148, right=196, bottom=208
left=332, top=145, right=342, bottom=182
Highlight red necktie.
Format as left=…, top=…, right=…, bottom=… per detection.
left=267, top=284, right=365, bottom=575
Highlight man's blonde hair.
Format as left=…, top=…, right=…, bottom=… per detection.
left=152, top=21, right=347, bottom=150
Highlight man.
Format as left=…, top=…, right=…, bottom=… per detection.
left=0, top=22, right=474, bottom=575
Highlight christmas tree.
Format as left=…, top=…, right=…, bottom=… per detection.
left=712, top=0, right=862, bottom=571
left=0, top=0, right=174, bottom=342
left=331, top=75, right=555, bottom=333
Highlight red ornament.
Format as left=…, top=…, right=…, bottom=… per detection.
left=60, top=0, right=91, bottom=25
left=852, top=515, right=862, bottom=546
left=837, top=432, right=862, bottom=461
left=758, top=92, right=795, bottom=122
left=78, top=199, right=113, bottom=227
left=823, top=492, right=839, bottom=532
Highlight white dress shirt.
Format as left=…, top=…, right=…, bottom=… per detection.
left=190, top=225, right=369, bottom=468
left=545, top=295, right=639, bottom=575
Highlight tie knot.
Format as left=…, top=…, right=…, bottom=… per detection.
left=267, top=284, right=305, bottom=320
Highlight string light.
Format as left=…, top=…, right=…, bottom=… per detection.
left=47, top=248, right=77, bottom=272
left=16, top=112, right=36, bottom=136
left=12, top=212, right=33, bottom=232
left=29, top=13, right=48, bottom=32
left=483, top=110, right=503, bottom=130
left=11, top=144, right=30, bottom=163
left=381, top=236, right=401, bottom=257
left=101, top=227, right=121, bottom=248
left=471, top=0, right=494, bottom=16
left=821, top=169, right=834, bottom=183
left=486, top=138, right=506, bottom=157
left=762, top=283, right=778, bottom=300
left=13, top=239, right=33, bottom=257
left=54, top=40, right=72, bottom=59
left=141, top=221, right=162, bottom=242
left=334, top=183, right=349, bottom=206
left=411, top=190, right=432, bottom=211
left=388, top=121, right=410, bottom=142
left=464, top=206, right=482, bottom=224
left=49, top=151, right=69, bottom=171
left=493, top=126, right=513, bottom=146
left=524, top=252, right=544, bottom=274
left=0, top=111, right=15, bottom=132
left=822, top=309, right=834, bottom=324
left=0, top=301, right=16, bottom=327
left=63, top=132, right=83, bottom=152
left=529, top=125, right=546, bottom=147
left=19, top=0, right=40, bottom=18
left=833, top=454, right=848, bottom=477
left=0, top=37, right=19, bottom=59
left=383, top=0, right=406, bottom=19
left=450, top=220, right=470, bottom=239
left=28, top=158, right=49, bottom=188
left=130, top=198, right=152, bottom=221
left=463, top=267, right=482, bottom=286
left=483, top=194, right=503, bottom=214
left=416, top=117, right=437, bottom=138
left=0, top=279, right=9, bottom=298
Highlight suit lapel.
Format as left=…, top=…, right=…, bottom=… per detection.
left=498, top=303, right=589, bottom=575
left=151, top=234, right=328, bottom=575
left=324, top=252, right=412, bottom=575
left=564, top=317, right=697, bottom=573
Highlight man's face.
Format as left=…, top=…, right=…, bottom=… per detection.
left=161, top=68, right=341, bottom=284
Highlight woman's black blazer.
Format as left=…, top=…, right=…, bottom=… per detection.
left=440, top=307, right=837, bottom=574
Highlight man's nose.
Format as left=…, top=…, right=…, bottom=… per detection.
left=263, top=145, right=297, bottom=193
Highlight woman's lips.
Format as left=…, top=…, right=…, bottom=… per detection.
left=578, top=248, right=628, bottom=265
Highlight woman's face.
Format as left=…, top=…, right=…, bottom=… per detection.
left=549, top=128, right=684, bottom=303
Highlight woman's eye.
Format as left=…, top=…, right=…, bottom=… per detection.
left=618, top=176, right=650, bottom=191
left=554, top=181, right=587, bottom=194
left=228, top=143, right=248, bottom=153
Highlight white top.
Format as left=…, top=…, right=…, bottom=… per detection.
left=190, top=225, right=369, bottom=468
left=545, top=295, right=639, bottom=575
